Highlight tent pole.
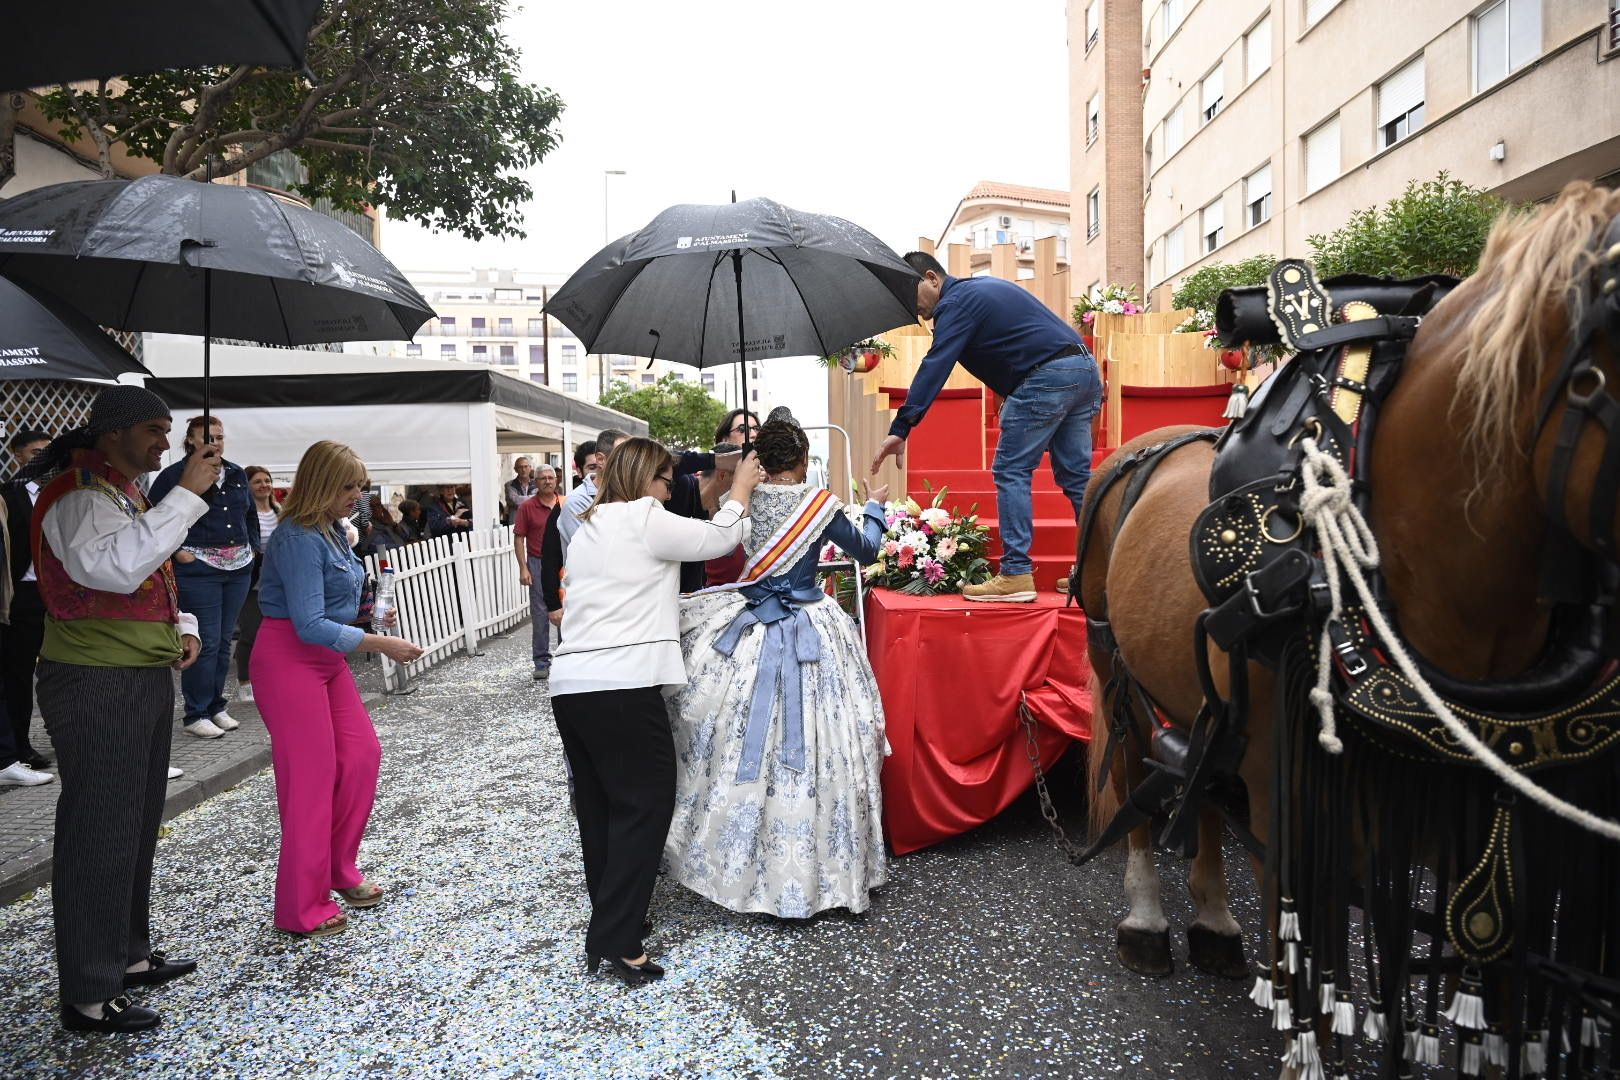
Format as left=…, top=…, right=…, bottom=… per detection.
left=732, top=248, right=748, bottom=441
left=202, top=267, right=212, bottom=443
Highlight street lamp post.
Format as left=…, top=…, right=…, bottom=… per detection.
left=601, top=169, right=626, bottom=399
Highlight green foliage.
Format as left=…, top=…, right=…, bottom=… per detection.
left=37, top=0, right=564, bottom=240
left=1306, top=173, right=1508, bottom=279
left=817, top=337, right=895, bottom=368
left=598, top=374, right=729, bottom=451
left=1171, top=254, right=1278, bottom=316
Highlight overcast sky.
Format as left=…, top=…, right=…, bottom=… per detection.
left=381, top=0, right=1072, bottom=275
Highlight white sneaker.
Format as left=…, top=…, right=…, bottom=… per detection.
left=0, top=761, right=54, bottom=786
left=185, top=718, right=225, bottom=739
left=236, top=684, right=255, bottom=704
left=167, top=766, right=184, bottom=780
left=210, top=711, right=240, bottom=732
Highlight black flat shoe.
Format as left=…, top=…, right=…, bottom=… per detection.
left=586, top=953, right=664, bottom=985
left=23, top=753, right=52, bottom=770
left=122, top=950, right=197, bottom=988
left=60, top=996, right=160, bottom=1033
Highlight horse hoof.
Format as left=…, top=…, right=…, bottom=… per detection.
left=1186, top=924, right=1247, bottom=979
left=1117, top=925, right=1174, bottom=976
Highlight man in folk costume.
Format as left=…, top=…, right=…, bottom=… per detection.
left=23, top=386, right=222, bottom=1033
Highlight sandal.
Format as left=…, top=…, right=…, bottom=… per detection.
left=285, top=912, right=348, bottom=938
left=338, top=881, right=385, bottom=909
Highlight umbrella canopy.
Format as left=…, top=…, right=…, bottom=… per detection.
left=547, top=197, right=918, bottom=376
left=6, top=1, right=322, bottom=92
left=0, top=276, right=149, bottom=381
left=0, top=176, right=433, bottom=344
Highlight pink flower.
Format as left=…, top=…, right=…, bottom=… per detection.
left=922, top=559, right=946, bottom=584
left=897, top=547, right=916, bottom=569
left=884, top=540, right=901, bottom=557
left=936, top=537, right=959, bottom=562
left=1081, top=311, right=1096, bottom=325
left=1122, top=302, right=1141, bottom=315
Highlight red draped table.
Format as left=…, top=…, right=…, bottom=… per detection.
left=865, top=588, right=1093, bottom=854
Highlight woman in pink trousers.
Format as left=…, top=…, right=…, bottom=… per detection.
left=252, top=441, right=423, bottom=937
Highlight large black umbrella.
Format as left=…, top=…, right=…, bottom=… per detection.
left=0, top=276, right=149, bottom=381
left=546, top=197, right=918, bottom=407
left=7, top=1, right=323, bottom=92
left=0, top=175, right=434, bottom=420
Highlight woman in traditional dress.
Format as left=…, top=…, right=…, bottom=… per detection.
left=667, top=410, right=890, bottom=918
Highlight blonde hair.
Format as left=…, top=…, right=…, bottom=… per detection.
left=1453, top=181, right=1620, bottom=483
left=280, top=441, right=367, bottom=529
left=579, top=436, right=674, bottom=522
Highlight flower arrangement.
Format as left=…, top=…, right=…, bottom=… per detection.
left=1071, top=283, right=1143, bottom=328
left=831, top=483, right=993, bottom=597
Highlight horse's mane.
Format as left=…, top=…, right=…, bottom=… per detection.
left=1453, top=181, right=1620, bottom=484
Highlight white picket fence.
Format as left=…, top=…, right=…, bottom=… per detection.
left=361, top=527, right=530, bottom=692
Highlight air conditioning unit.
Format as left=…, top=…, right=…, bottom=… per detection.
left=998, top=215, right=1013, bottom=227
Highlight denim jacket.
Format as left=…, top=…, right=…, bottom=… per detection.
left=148, top=459, right=257, bottom=552
left=258, top=520, right=365, bottom=653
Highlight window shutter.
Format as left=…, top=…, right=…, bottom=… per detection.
left=1166, top=225, right=1185, bottom=274
left=1202, top=66, right=1225, bottom=116
left=1508, top=0, right=1542, bottom=71
left=1305, top=0, right=1339, bottom=26
left=1202, top=201, right=1223, bottom=237
left=1305, top=116, right=1340, bottom=193
left=1165, top=105, right=1184, bottom=156
left=1086, top=0, right=1099, bottom=44
left=1378, top=57, right=1425, bottom=126
left=1246, top=163, right=1273, bottom=202
left=1246, top=16, right=1272, bottom=83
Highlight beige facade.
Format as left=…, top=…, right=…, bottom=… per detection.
left=1073, top=0, right=1620, bottom=306
left=934, top=181, right=1073, bottom=279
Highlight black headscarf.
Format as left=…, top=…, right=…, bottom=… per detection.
left=20, top=385, right=172, bottom=484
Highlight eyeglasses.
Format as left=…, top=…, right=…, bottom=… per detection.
left=729, top=423, right=760, bottom=436
left=654, top=474, right=674, bottom=489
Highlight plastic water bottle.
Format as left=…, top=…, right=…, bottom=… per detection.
left=371, top=566, right=397, bottom=635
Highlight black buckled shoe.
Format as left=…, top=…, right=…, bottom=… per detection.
left=122, top=950, right=197, bottom=988
left=60, top=995, right=160, bottom=1033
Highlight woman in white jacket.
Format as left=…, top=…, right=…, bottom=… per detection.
left=549, top=436, right=761, bottom=986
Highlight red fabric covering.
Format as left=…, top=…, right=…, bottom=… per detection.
left=867, top=588, right=1092, bottom=855
left=1119, top=383, right=1231, bottom=443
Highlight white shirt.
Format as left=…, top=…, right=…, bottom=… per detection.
left=40, top=484, right=208, bottom=640
left=549, top=497, right=745, bottom=697
left=21, top=481, right=39, bottom=582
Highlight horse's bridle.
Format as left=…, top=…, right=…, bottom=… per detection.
left=1534, top=214, right=1620, bottom=567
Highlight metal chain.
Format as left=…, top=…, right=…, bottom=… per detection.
left=1018, top=695, right=1091, bottom=866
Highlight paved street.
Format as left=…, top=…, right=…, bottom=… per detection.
left=0, top=625, right=1276, bottom=1079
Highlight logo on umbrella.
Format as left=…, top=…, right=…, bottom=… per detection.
left=0, top=347, right=48, bottom=367
left=676, top=237, right=692, bottom=250
left=0, top=228, right=55, bottom=244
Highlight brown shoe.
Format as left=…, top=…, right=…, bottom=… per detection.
left=1054, top=563, right=1077, bottom=594
left=962, top=573, right=1037, bottom=603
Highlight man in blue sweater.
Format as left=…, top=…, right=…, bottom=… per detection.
left=871, top=251, right=1102, bottom=602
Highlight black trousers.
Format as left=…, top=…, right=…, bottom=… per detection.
left=235, top=587, right=264, bottom=683
left=38, top=661, right=173, bottom=1004
left=3, top=582, right=45, bottom=757
left=553, top=686, right=674, bottom=960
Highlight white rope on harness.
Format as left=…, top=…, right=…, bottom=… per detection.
left=1297, top=437, right=1620, bottom=844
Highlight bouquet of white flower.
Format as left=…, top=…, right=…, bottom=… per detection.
left=826, top=483, right=993, bottom=597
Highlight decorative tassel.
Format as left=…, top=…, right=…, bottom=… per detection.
left=1521, top=1030, right=1546, bottom=1076
left=1363, top=1005, right=1388, bottom=1043
left=1460, top=1034, right=1484, bottom=1077
left=1580, top=1012, right=1600, bottom=1048
left=1273, top=996, right=1293, bottom=1032
left=1442, top=968, right=1487, bottom=1030
left=1222, top=381, right=1250, bottom=419
left=1295, top=1030, right=1326, bottom=1080
left=1285, top=941, right=1300, bottom=974
left=1402, top=1024, right=1420, bottom=1063
left=1302, top=946, right=1314, bottom=983
left=1249, top=974, right=1274, bottom=1011
left=1416, top=1024, right=1441, bottom=1066
left=1331, top=992, right=1356, bottom=1036
left=1278, top=898, right=1301, bottom=941
left=1483, top=1027, right=1507, bottom=1067
left=1318, top=974, right=1336, bottom=1015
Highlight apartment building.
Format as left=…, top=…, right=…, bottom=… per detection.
left=1071, top=0, right=1620, bottom=305
left=935, top=182, right=1073, bottom=279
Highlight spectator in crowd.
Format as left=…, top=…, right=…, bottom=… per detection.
left=347, top=476, right=373, bottom=553
left=253, top=441, right=423, bottom=939
left=367, top=496, right=409, bottom=552
left=0, top=449, right=48, bottom=788
left=569, top=439, right=602, bottom=492
left=513, top=464, right=561, bottom=681
left=560, top=432, right=624, bottom=551
left=503, top=457, right=537, bottom=522
left=232, top=465, right=280, bottom=706
left=548, top=437, right=761, bottom=986
left=704, top=410, right=758, bottom=587
left=149, top=416, right=257, bottom=739
left=3, top=427, right=52, bottom=770
left=396, top=499, right=427, bottom=543
left=424, top=483, right=473, bottom=538
left=23, top=385, right=218, bottom=1031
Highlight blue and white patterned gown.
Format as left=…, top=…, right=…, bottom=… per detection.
left=665, top=483, right=889, bottom=918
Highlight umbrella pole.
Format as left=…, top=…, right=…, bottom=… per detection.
left=732, top=249, right=749, bottom=440
left=202, top=268, right=213, bottom=443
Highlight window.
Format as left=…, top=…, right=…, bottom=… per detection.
left=439, top=316, right=456, bottom=334
left=1245, top=163, right=1273, bottom=227
left=561, top=344, right=578, bottom=365
left=1165, top=224, right=1186, bottom=276
left=1085, top=0, right=1100, bottom=50
left=472, top=344, right=489, bottom=361
left=1086, top=187, right=1101, bottom=240
left=1610, top=0, right=1619, bottom=50
left=529, top=344, right=543, bottom=365
left=440, top=343, right=457, bottom=359
left=497, top=317, right=513, bottom=336
left=642, top=373, right=656, bottom=385
left=1201, top=65, right=1224, bottom=124
left=470, top=317, right=487, bottom=336
left=528, top=318, right=543, bottom=335
left=563, top=373, right=578, bottom=393
left=751, top=388, right=759, bottom=402
left=1305, top=0, right=1340, bottom=28
left=1016, top=218, right=1035, bottom=252
left=1304, top=115, right=1341, bottom=194
left=1087, top=93, right=1101, bottom=146
left=1246, top=16, right=1272, bottom=83
left=702, top=372, right=716, bottom=391
left=1087, top=281, right=1102, bottom=301
left=529, top=372, right=546, bottom=383
left=1164, top=104, right=1185, bottom=158
left=406, top=342, right=422, bottom=357
left=1162, top=0, right=1184, bottom=39
left=494, top=288, right=521, bottom=301
left=1474, top=0, right=1541, bottom=92
left=1201, top=200, right=1224, bottom=254
left=1378, top=56, right=1426, bottom=148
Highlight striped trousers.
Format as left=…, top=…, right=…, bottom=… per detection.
left=38, top=661, right=174, bottom=1004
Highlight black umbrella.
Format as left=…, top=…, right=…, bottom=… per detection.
left=0, top=175, right=434, bottom=423
left=546, top=196, right=918, bottom=408
left=7, top=1, right=323, bottom=92
left=0, top=276, right=149, bottom=381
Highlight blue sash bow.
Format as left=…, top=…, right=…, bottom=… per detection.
left=712, top=577, right=824, bottom=783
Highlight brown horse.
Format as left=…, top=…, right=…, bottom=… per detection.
left=1077, top=181, right=1620, bottom=1014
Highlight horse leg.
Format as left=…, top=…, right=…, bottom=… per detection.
left=1186, top=806, right=1248, bottom=979
left=1116, top=820, right=1174, bottom=976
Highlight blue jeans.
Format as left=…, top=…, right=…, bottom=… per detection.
left=527, top=555, right=552, bottom=668
left=992, top=352, right=1104, bottom=577
left=175, top=559, right=254, bottom=723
